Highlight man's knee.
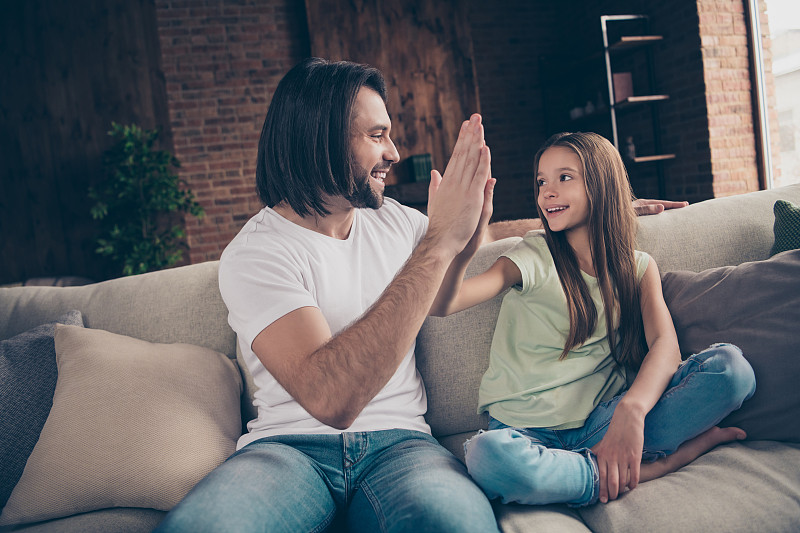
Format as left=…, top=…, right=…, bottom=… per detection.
left=157, top=443, right=335, bottom=533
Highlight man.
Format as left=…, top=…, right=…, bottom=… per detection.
left=156, top=58, right=685, bottom=532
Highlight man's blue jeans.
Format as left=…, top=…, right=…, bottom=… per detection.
left=463, top=343, right=756, bottom=507
left=155, top=429, right=499, bottom=532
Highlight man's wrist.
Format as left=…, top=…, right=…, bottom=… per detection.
left=419, top=229, right=461, bottom=265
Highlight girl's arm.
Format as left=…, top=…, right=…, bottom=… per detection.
left=591, top=257, right=682, bottom=502
left=429, top=255, right=521, bottom=317
left=429, top=175, right=521, bottom=317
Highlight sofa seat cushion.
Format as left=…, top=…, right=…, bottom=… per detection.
left=495, top=502, right=590, bottom=533
left=0, top=507, right=165, bottom=533
left=0, top=310, right=84, bottom=512
left=661, top=250, right=800, bottom=442
left=0, top=325, right=243, bottom=526
left=577, top=441, right=800, bottom=533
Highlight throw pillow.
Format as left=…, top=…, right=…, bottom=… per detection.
left=661, top=250, right=800, bottom=442
left=0, top=325, right=243, bottom=526
left=0, top=310, right=84, bottom=512
left=771, top=199, right=800, bottom=256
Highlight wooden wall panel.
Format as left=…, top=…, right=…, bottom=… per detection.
left=0, top=0, right=171, bottom=284
left=304, top=0, right=480, bottom=184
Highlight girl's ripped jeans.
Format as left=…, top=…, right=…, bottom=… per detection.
left=464, top=343, right=755, bottom=507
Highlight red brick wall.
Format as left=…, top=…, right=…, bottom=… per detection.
left=470, top=0, right=771, bottom=212
left=155, top=0, right=309, bottom=264
left=698, top=0, right=760, bottom=196
left=469, top=0, right=721, bottom=215
left=649, top=0, right=715, bottom=201
left=468, top=1, right=562, bottom=220
left=153, top=0, right=773, bottom=262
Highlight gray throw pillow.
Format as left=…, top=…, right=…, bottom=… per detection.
left=661, top=250, right=800, bottom=442
left=0, top=310, right=84, bottom=510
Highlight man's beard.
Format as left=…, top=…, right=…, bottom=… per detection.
left=346, top=164, right=385, bottom=209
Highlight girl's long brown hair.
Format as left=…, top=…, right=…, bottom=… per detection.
left=533, top=132, right=647, bottom=369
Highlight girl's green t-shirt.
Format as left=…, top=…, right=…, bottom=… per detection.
left=478, top=231, right=651, bottom=430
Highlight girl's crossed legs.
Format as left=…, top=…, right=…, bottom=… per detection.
left=464, top=343, right=756, bottom=507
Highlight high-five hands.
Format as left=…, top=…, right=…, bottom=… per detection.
left=427, top=114, right=493, bottom=259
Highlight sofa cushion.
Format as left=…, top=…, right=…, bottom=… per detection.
left=771, top=199, right=800, bottom=256
left=633, top=184, right=800, bottom=272
left=0, top=325, right=243, bottom=526
left=417, top=237, right=520, bottom=439
left=578, top=441, right=800, bottom=533
left=0, top=261, right=236, bottom=362
left=2, top=507, right=165, bottom=533
left=661, top=250, right=800, bottom=442
left=0, top=310, right=84, bottom=512
left=495, top=501, right=589, bottom=533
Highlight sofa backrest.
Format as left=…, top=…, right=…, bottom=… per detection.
left=3, top=184, right=798, bottom=440
left=417, top=183, right=800, bottom=440
left=416, top=238, right=514, bottom=439
left=0, top=260, right=235, bottom=360
left=635, top=184, right=800, bottom=272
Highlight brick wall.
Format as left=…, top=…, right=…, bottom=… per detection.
left=470, top=0, right=772, bottom=212
left=649, top=0, right=716, bottom=201
left=697, top=0, right=760, bottom=196
left=153, top=0, right=774, bottom=262
left=155, top=0, right=309, bottom=264
left=469, top=0, right=719, bottom=215
left=468, top=1, right=561, bottom=220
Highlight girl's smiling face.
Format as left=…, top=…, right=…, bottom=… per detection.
left=536, top=145, right=590, bottom=234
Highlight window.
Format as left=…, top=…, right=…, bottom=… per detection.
left=762, top=0, right=800, bottom=187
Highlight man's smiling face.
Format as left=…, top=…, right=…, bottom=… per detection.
left=348, top=87, right=400, bottom=209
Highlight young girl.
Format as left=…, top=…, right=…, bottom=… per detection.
left=430, top=132, right=756, bottom=506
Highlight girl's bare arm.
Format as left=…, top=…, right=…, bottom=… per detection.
left=592, top=257, right=682, bottom=502
left=430, top=256, right=521, bottom=317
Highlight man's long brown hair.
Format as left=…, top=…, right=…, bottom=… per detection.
left=533, top=132, right=647, bottom=369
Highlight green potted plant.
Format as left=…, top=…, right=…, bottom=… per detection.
left=89, top=122, right=205, bottom=277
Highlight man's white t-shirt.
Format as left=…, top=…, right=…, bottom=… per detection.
left=219, top=197, right=431, bottom=449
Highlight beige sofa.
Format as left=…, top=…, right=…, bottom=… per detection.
left=2, top=184, right=799, bottom=532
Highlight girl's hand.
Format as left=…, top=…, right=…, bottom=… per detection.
left=458, top=176, right=495, bottom=257
left=591, top=401, right=646, bottom=503
left=426, top=115, right=492, bottom=259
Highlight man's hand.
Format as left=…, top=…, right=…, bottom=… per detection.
left=633, top=199, right=689, bottom=216
left=426, top=114, right=492, bottom=259
left=591, top=401, right=647, bottom=503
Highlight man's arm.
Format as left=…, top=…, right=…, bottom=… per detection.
left=632, top=198, right=689, bottom=215
left=485, top=218, right=542, bottom=241
left=253, top=237, right=459, bottom=429
left=252, top=115, right=491, bottom=429
left=482, top=199, right=688, bottom=243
